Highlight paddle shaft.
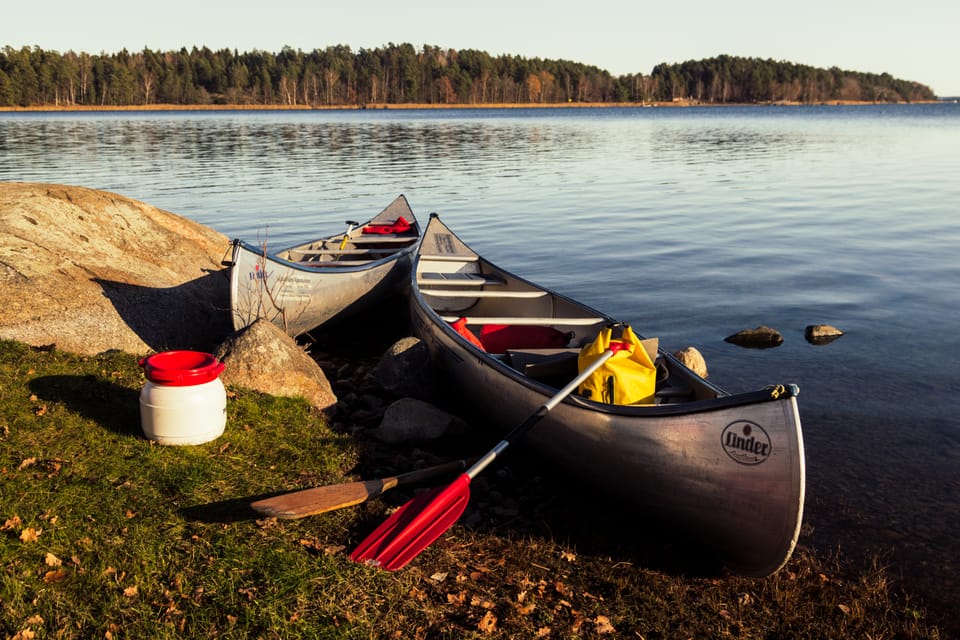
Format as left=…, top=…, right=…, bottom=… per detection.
left=465, top=345, right=619, bottom=480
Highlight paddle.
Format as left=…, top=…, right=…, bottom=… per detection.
left=249, top=459, right=474, bottom=519
left=349, top=333, right=629, bottom=570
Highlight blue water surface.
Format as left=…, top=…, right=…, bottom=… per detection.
left=2, top=104, right=959, bottom=436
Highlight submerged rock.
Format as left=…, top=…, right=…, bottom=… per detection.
left=724, top=326, right=784, bottom=349
left=805, top=324, right=845, bottom=345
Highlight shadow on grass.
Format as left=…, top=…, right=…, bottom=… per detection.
left=180, top=494, right=277, bottom=524
left=29, top=374, right=142, bottom=436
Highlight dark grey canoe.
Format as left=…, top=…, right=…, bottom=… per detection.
left=410, top=213, right=805, bottom=577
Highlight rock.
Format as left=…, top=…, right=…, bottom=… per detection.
left=372, top=397, right=468, bottom=444
left=374, top=336, right=439, bottom=400
left=0, top=182, right=231, bottom=354
left=724, top=325, right=784, bottom=349
left=672, top=346, right=708, bottom=378
left=213, top=319, right=337, bottom=412
left=805, top=324, right=845, bottom=345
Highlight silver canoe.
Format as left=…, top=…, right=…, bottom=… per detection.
left=226, top=195, right=420, bottom=337
left=410, top=213, right=805, bottom=577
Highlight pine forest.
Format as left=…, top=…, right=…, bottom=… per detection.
left=0, top=44, right=937, bottom=108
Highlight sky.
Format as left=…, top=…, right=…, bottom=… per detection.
left=3, top=0, right=958, bottom=97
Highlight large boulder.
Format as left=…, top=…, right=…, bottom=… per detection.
left=0, top=182, right=232, bottom=354
left=214, top=319, right=337, bottom=412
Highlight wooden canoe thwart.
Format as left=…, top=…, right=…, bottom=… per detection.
left=404, top=213, right=805, bottom=577
left=225, top=195, right=420, bottom=337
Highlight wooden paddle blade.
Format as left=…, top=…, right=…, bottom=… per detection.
left=350, top=474, right=472, bottom=571
left=250, top=459, right=474, bottom=520
left=251, top=479, right=389, bottom=519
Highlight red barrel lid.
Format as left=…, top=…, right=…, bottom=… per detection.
left=139, top=351, right=225, bottom=386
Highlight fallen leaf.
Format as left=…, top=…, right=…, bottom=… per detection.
left=594, top=615, right=616, bottom=634
left=18, top=458, right=37, bottom=470
left=560, top=551, right=576, bottom=563
left=2, top=516, right=22, bottom=531
left=20, top=528, right=41, bottom=543
left=44, top=553, right=62, bottom=567
left=34, top=405, right=47, bottom=417
left=536, top=627, right=551, bottom=638
left=477, top=610, right=497, bottom=634
left=12, top=630, right=36, bottom=640
left=123, top=585, right=138, bottom=597
left=25, top=615, right=44, bottom=625
left=838, top=604, right=851, bottom=615
left=516, top=602, right=536, bottom=615
left=43, top=568, right=69, bottom=583
left=430, top=572, right=448, bottom=582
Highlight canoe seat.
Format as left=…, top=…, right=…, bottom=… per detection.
left=290, top=247, right=405, bottom=259
left=419, top=254, right=481, bottom=263
left=318, top=247, right=405, bottom=256
left=418, top=272, right=505, bottom=286
left=507, top=348, right=580, bottom=378
left=341, top=235, right=417, bottom=244
left=421, top=289, right=547, bottom=298
left=440, top=315, right=604, bottom=326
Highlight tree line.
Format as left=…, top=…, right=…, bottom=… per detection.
left=0, top=44, right=936, bottom=108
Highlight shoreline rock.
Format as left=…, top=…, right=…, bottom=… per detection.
left=0, top=182, right=232, bottom=355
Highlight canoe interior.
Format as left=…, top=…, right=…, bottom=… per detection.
left=415, top=220, right=720, bottom=406
left=276, top=195, right=420, bottom=266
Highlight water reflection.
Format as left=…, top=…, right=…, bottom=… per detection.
left=651, top=126, right=804, bottom=165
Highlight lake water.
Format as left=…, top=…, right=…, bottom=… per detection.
left=2, top=105, right=959, bottom=626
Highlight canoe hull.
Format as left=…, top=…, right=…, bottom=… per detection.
left=230, top=240, right=413, bottom=336
left=410, top=214, right=805, bottom=577
left=228, top=195, right=419, bottom=337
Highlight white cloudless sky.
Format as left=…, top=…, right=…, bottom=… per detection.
left=3, top=0, right=958, bottom=96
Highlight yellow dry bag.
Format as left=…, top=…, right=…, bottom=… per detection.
left=577, top=325, right=658, bottom=405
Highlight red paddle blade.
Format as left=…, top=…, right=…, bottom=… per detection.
left=349, top=474, right=472, bottom=571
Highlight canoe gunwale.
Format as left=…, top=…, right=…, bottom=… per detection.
left=229, top=237, right=416, bottom=274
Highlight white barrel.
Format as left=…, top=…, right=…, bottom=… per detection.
left=138, top=350, right=227, bottom=446
left=139, top=377, right=227, bottom=445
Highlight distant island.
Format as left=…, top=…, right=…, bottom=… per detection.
left=0, top=44, right=937, bottom=109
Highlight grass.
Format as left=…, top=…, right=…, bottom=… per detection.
left=0, top=338, right=944, bottom=639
